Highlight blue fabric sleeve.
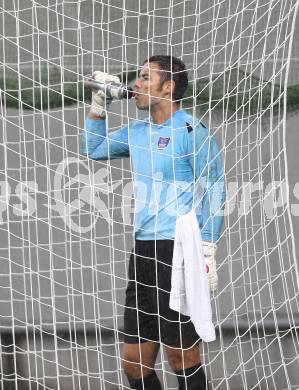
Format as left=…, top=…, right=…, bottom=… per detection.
left=81, top=118, right=130, bottom=160
left=187, top=124, right=226, bottom=243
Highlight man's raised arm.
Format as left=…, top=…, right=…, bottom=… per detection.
left=81, top=71, right=130, bottom=161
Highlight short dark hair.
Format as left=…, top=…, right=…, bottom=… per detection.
left=144, top=55, right=188, bottom=101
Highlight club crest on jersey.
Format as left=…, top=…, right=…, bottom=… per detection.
left=157, top=137, right=170, bottom=149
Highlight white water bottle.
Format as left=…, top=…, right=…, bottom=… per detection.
left=84, top=78, right=135, bottom=99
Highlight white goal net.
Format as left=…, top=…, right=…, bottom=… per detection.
left=0, top=0, right=299, bottom=389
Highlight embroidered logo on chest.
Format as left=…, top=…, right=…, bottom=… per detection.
left=157, top=137, right=170, bottom=149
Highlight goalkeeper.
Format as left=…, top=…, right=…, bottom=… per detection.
left=82, top=55, right=225, bottom=390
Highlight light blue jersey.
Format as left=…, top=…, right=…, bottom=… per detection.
left=82, top=109, right=225, bottom=242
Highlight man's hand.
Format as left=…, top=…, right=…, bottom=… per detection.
left=202, top=241, right=218, bottom=293
left=90, top=71, right=120, bottom=117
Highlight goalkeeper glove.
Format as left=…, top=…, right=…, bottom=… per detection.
left=90, top=71, right=120, bottom=117
left=202, top=241, right=218, bottom=293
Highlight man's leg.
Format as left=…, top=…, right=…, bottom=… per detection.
left=122, top=342, right=161, bottom=389
left=154, top=240, right=208, bottom=389
left=165, top=343, right=208, bottom=390
left=123, top=241, right=162, bottom=389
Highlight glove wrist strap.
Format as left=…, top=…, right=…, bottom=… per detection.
left=90, top=106, right=106, bottom=117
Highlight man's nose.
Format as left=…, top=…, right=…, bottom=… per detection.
left=134, top=79, right=141, bottom=90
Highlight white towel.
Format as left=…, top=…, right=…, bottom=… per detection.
left=169, top=210, right=216, bottom=342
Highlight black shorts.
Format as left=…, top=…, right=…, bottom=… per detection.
left=123, top=240, right=200, bottom=347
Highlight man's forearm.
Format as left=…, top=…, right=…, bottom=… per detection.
left=81, top=117, right=107, bottom=158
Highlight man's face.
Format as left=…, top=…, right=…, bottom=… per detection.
left=133, top=62, right=172, bottom=110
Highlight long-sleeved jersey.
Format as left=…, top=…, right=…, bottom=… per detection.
left=81, top=109, right=225, bottom=242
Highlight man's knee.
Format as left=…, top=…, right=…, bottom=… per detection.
left=122, top=343, right=162, bottom=390
left=167, top=349, right=185, bottom=372
left=122, top=342, right=158, bottom=380
left=166, top=344, right=200, bottom=372
left=122, top=358, right=153, bottom=379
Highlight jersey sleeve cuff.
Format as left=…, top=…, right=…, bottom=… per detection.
left=201, top=232, right=219, bottom=243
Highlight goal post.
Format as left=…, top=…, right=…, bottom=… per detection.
left=0, top=0, right=299, bottom=389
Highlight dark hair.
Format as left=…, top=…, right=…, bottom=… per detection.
left=144, top=55, right=188, bottom=101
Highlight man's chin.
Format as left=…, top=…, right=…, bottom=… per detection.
left=135, top=102, right=149, bottom=111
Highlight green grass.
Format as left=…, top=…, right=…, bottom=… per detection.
left=1, top=68, right=299, bottom=113
left=183, top=68, right=299, bottom=114
left=0, top=75, right=87, bottom=110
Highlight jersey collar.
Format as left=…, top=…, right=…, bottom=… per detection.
left=146, top=108, right=186, bottom=126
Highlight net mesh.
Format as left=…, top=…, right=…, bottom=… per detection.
left=0, top=0, right=299, bottom=389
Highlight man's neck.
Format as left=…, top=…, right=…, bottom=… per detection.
left=150, top=103, right=180, bottom=124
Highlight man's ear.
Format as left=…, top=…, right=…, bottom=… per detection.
left=163, top=79, right=175, bottom=97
